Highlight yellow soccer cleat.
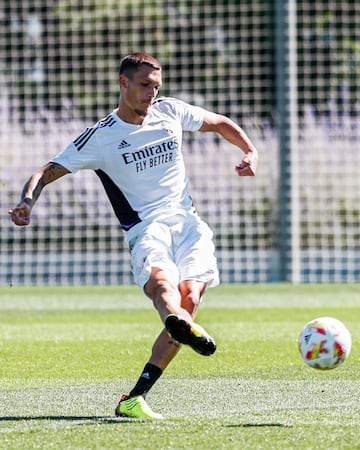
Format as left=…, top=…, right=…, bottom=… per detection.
left=115, top=395, right=164, bottom=420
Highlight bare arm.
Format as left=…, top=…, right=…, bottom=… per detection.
left=8, top=162, right=70, bottom=226
left=199, top=111, right=258, bottom=176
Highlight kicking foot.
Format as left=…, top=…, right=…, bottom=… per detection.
left=165, top=314, right=216, bottom=356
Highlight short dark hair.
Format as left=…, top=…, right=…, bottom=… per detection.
left=119, top=53, right=161, bottom=77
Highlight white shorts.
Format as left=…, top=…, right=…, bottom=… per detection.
left=126, top=212, right=219, bottom=289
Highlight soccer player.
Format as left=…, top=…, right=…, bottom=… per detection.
left=9, top=52, right=258, bottom=419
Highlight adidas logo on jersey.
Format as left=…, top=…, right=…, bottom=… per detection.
left=117, top=139, right=131, bottom=149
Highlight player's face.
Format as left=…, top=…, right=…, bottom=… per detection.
left=120, top=66, right=162, bottom=123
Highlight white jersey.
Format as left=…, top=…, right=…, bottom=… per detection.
left=52, top=97, right=205, bottom=230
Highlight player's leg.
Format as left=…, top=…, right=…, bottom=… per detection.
left=145, top=268, right=216, bottom=355
left=119, top=277, right=211, bottom=393
left=145, top=267, right=193, bottom=322
left=162, top=214, right=219, bottom=356
left=116, top=219, right=217, bottom=419
left=126, top=278, right=208, bottom=376
left=116, top=222, right=181, bottom=419
left=179, top=278, right=206, bottom=316
left=140, top=276, right=210, bottom=368
left=115, top=275, right=214, bottom=419
left=114, top=268, right=187, bottom=420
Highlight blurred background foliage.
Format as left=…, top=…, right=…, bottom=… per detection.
left=1, top=0, right=359, bottom=121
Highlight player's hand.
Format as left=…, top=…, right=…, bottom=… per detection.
left=8, top=202, right=31, bottom=226
left=235, top=148, right=258, bottom=176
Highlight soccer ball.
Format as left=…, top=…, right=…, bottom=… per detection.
left=298, top=317, right=352, bottom=370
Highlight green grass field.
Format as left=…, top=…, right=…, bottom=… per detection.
left=0, top=284, right=359, bottom=449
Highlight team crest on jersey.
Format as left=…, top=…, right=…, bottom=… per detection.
left=117, top=139, right=131, bottom=150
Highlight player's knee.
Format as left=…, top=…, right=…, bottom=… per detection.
left=180, top=291, right=201, bottom=317
left=179, top=280, right=206, bottom=316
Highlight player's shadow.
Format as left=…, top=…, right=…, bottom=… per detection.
left=225, top=423, right=293, bottom=428
left=0, top=416, right=135, bottom=424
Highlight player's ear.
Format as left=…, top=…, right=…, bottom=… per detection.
left=119, top=74, right=128, bottom=88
